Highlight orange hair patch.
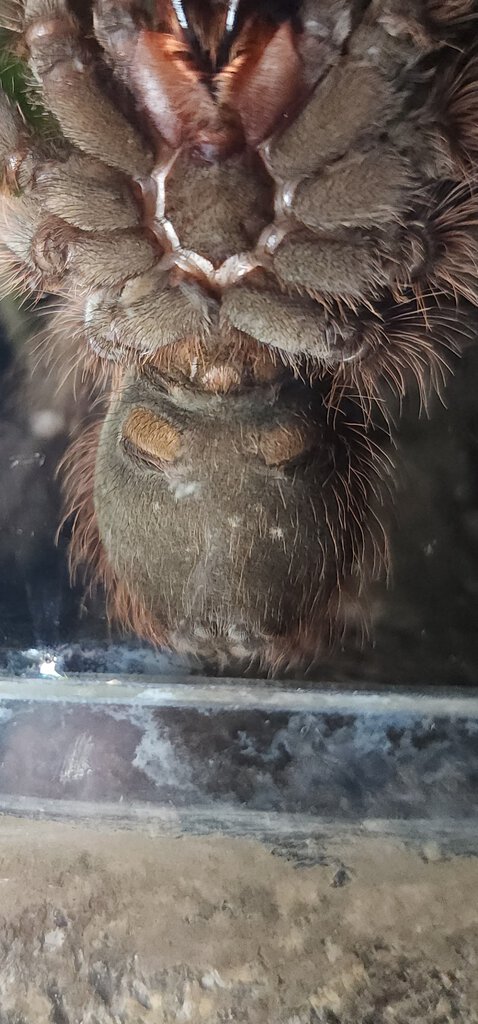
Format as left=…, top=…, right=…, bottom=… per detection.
left=246, top=422, right=316, bottom=467
left=123, top=408, right=182, bottom=463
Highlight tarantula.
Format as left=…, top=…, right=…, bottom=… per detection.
left=0, top=0, right=478, bottom=672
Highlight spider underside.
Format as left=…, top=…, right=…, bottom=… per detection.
left=1, top=0, right=478, bottom=672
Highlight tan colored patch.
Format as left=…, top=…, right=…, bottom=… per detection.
left=150, top=334, right=284, bottom=391
left=123, top=408, right=182, bottom=462
left=201, top=364, right=242, bottom=393
left=246, top=422, right=315, bottom=466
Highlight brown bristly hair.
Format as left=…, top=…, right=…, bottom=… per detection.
left=327, top=298, right=470, bottom=427
left=423, top=181, right=478, bottom=304
left=0, top=0, right=23, bottom=34
left=58, top=412, right=168, bottom=647
left=427, top=0, right=477, bottom=26
left=436, top=51, right=478, bottom=175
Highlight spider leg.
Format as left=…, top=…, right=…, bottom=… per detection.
left=23, top=0, right=152, bottom=177
left=84, top=272, right=217, bottom=362
left=68, top=229, right=159, bottom=292
left=253, top=8, right=478, bottom=358
left=288, top=149, right=410, bottom=234
left=0, top=95, right=66, bottom=293
left=221, top=286, right=361, bottom=365
left=93, top=0, right=150, bottom=75
left=247, top=29, right=414, bottom=321
left=271, top=231, right=393, bottom=304
left=262, top=60, right=397, bottom=182
left=0, top=1, right=23, bottom=31
left=35, top=155, right=141, bottom=232
left=0, top=92, right=35, bottom=191
left=0, top=91, right=158, bottom=299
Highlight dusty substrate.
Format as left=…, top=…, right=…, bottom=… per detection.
left=0, top=820, right=476, bottom=1022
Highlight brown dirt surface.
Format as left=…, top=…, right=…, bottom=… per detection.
left=0, top=818, right=475, bottom=1022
